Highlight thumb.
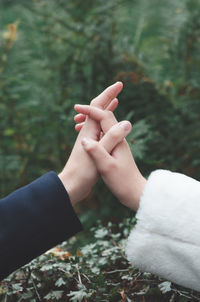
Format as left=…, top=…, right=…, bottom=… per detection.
left=100, top=120, right=132, bottom=153
left=81, top=121, right=131, bottom=173
left=81, top=138, right=114, bottom=174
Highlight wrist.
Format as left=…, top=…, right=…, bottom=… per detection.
left=128, top=175, right=147, bottom=211
left=58, top=170, right=80, bottom=207
left=58, top=166, right=93, bottom=206
left=133, top=176, right=147, bottom=211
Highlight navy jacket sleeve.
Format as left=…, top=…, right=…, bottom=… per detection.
left=0, top=171, right=82, bottom=280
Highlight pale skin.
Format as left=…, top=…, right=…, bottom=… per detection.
left=58, top=82, right=124, bottom=205
left=74, top=105, right=146, bottom=211
left=59, top=82, right=146, bottom=211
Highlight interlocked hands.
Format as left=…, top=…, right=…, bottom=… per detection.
left=59, top=82, right=146, bottom=211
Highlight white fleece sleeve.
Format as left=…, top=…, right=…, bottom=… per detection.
left=126, top=169, right=200, bottom=291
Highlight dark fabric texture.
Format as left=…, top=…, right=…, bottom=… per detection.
left=0, top=171, right=82, bottom=280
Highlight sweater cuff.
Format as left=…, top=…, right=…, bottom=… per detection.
left=126, top=169, right=200, bottom=291
left=0, top=171, right=83, bottom=280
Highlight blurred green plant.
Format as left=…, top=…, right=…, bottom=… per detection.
left=0, top=1, right=200, bottom=298
left=0, top=0, right=199, bottom=199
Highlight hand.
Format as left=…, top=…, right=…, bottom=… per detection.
left=58, top=82, right=123, bottom=206
left=74, top=105, right=147, bottom=211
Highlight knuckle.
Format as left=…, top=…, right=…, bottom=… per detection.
left=101, top=161, right=116, bottom=174
left=90, top=98, right=97, bottom=106
left=107, top=161, right=116, bottom=171
left=100, top=165, right=109, bottom=174
left=104, top=110, right=114, bottom=119
left=87, top=141, right=98, bottom=152
left=87, top=106, right=91, bottom=115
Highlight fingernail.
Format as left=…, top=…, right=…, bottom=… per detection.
left=119, top=121, right=130, bottom=131
left=81, top=138, right=90, bottom=147
left=116, top=81, right=123, bottom=85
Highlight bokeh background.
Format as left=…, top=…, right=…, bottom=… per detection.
left=0, top=0, right=200, bottom=229
left=1, top=1, right=200, bottom=301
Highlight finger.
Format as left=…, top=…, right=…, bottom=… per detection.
left=74, top=105, right=105, bottom=121
left=74, top=105, right=118, bottom=133
left=81, top=138, right=114, bottom=175
left=75, top=122, right=84, bottom=132
left=74, top=104, right=118, bottom=123
left=74, top=113, right=86, bottom=123
left=100, top=121, right=132, bottom=153
left=105, top=98, right=118, bottom=112
left=74, top=98, right=118, bottom=125
left=91, top=82, right=123, bottom=109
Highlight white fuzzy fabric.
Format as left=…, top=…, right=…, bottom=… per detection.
left=126, top=169, right=200, bottom=291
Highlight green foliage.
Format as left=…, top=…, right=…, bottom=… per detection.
left=0, top=1, right=200, bottom=299
left=0, top=0, right=199, bottom=202
left=1, top=219, right=200, bottom=302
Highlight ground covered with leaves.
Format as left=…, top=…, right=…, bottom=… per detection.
left=1, top=219, right=200, bottom=302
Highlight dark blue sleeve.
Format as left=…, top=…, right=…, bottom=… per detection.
left=0, top=171, right=83, bottom=280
